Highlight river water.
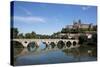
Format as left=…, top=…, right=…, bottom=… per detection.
left=14, top=42, right=97, bottom=66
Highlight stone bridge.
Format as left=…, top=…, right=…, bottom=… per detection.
left=12, top=39, right=79, bottom=48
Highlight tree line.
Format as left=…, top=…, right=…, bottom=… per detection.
left=11, top=28, right=51, bottom=39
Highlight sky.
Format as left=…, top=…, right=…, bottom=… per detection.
left=11, top=1, right=97, bottom=35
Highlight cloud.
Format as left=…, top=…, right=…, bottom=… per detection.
left=14, top=16, right=46, bottom=23
left=14, top=6, right=46, bottom=23
left=81, top=6, right=90, bottom=10
left=18, top=6, right=32, bottom=16
left=21, top=8, right=32, bottom=16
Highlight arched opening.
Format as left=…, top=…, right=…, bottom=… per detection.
left=73, top=41, right=77, bottom=46
left=27, top=42, right=38, bottom=52
left=57, top=41, right=65, bottom=49
left=11, top=41, right=24, bottom=56
left=39, top=42, right=47, bottom=50
left=49, top=42, right=56, bottom=48
left=66, top=41, right=71, bottom=47
left=12, top=41, right=24, bottom=48
left=24, top=41, right=27, bottom=43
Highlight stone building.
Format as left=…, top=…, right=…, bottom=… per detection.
left=66, top=20, right=93, bottom=29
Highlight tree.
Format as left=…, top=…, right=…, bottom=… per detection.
left=92, top=33, right=97, bottom=43
left=18, top=33, right=24, bottom=38
left=93, top=25, right=97, bottom=31
left=61, top=35, right=68, bottom=39
left=24, top=31, right=37, bottom=39
left=25, top=33, right=31, bottom=38
left=11, top=28, right=19, bottom=38
left=70, top=29, right=79, bottom=33
left=88, top=24, right=92, bottom=31
left=31, top=31, right=37, bottom=38
left=78, top=35, right=87, bottom=44
left=61, top=28, right=69, bottom=33
left=78, top=28, right=82, bottom=33
left=51, top=32, right=61, bottom=39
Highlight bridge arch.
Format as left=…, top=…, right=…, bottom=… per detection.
left=57, top=40, right=65, bottom=49
left=42, top=42, right=49, bottom=48
left=27, top=41, right=38, bottom=48
left=49, top=42, right=56, bottom=48
left=73, top=41, right=77, bottom=46
left=66, top=41, right=72, bottom=48
left=11, top=41, right=24, bottom=48
left=27, top=42, right=38, bottom=51
left=12, top=39, right=79, bottom=49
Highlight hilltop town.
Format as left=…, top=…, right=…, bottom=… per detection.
left=52, top=20, right=97, bottom=39
left=11, top=19, right=97, bottom=40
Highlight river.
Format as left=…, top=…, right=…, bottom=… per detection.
left=13, top=42, right=97, bottom=66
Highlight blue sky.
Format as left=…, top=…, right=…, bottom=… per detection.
left=12, top=1, right=97, bottom=35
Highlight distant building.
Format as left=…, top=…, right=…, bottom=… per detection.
left=54, top=20, right=96, bottom=39
left=66, top=20, right=93, bottom=29
left=66, top=25, right=73, bottom=29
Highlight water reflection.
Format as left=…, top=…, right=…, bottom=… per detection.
left=49, top=42, right=56, bottom=48
left=27, top=42, right=37, bottom=52
left=12, top=41, right=24, bottom=56
left=38, top=42, right=46, bottom=50
left=14, top=42, right=97, bottom=66
left=62, top=48, right=81, bottom=61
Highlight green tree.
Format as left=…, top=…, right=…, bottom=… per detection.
left=51, top=32, right=61, bottom=39
left=11, top=28, right=19, bottom=38
left=61, top=35, right=68, bottom=39
left=18, top=33, right=24, bottom=38
left=70, top=29, right=79, bottom=33
left=31, top=31, right=37, bottom=38
left=78, top=35, right=87, bottom=44
left=25, top=33, right=31, bottom=38
left=93, top=25, right=97, bottom=31
left=88, top=24, right=92, bottom=31
left=92, top=33, right=97, bottom=43
left=61, top=28, right=69, bottom=33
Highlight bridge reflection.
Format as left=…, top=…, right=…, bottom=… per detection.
left=14, top=43, right=97, bottom=66
left=13, top=40, right=97, bottom=66
left=14, top=43, right=80, bottom=57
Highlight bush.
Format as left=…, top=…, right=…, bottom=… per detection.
left=78, top=35, right=87, bottom=44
